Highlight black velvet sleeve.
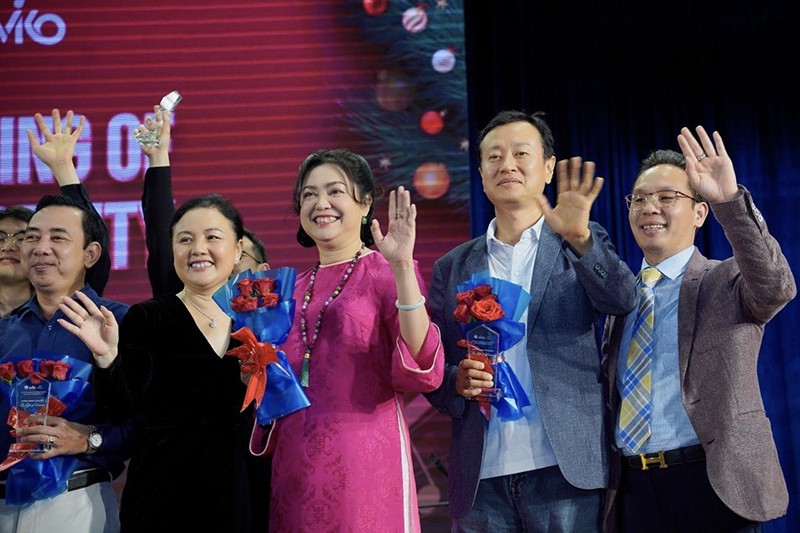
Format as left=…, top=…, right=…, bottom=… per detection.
left=142, top=166, right=182, bottom=297
left=93, top=303, right=155, bottom=423
left=60, top=183, right=110, bottom=296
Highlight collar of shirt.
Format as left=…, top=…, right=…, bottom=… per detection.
left=485, top=216, right=544, bottom=252
left=639, top=245, right=695, bottom=281
left=16, top=285, right=101, bottom=321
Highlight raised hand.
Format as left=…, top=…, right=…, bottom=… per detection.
left=371, top=186, right=416, bottom=266
left=135, top=105, right=172, bottom=167
left=25, top=108, right=85, bottom=183
left=536, top=156, right=604, bottom=255
left=57, top=290, right=119, bottom=368
left=677, top=126, right=739, bottom=203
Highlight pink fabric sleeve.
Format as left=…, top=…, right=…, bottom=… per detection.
left=391, top=322, right=445, bottom=392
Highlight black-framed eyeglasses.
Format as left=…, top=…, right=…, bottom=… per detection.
left=240, top=250, right=263, bottom=264
left=624, top=190, right=696, bottom=211
left=0, top=231, right=25, bottom=246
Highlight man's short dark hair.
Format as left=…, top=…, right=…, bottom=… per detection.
left=636, top=149, right=705, bottom=203
left=34, top=195, right=105, bottom=248
left=477, top=110, right=556, bottom=161
left=0, top=205, right=34, bottom=224
left=243, top=227, right=267, bottom=264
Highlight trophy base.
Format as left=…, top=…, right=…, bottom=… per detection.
left=472, top=388, right=503, bottom=402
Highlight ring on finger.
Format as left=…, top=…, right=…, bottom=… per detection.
left=47, top=435, right=55, bottom=445
left=696, top=153, right=707, bottom=162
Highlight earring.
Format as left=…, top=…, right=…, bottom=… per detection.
left=361, top=216, right=368, bottom=225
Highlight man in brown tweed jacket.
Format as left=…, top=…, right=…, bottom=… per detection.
left=603, top=125, right=795, bottom=532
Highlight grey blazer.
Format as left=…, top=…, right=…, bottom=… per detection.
left=602, top=188, right=796, bottom=530
left=425, top=220, right=636, bottom=520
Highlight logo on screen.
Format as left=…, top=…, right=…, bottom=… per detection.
left=1, top=0, right=66, bottom=46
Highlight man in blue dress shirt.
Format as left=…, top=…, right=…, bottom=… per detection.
left=0, top=194, right=129, bottom=533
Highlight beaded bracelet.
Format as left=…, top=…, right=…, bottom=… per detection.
left=395, top=295, right=426, bottom=311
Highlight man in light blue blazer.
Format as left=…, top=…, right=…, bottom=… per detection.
left=425, top=110, right=636, bottom=532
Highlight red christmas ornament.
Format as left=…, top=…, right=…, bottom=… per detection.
left=413, top=162, right=450, bottom=199
left=363, top=0, right=388, bottom=16
left=420, top=110, right=444, bottom=135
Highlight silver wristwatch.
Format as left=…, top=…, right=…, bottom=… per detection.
left=86, top=425, right=103, bottom=454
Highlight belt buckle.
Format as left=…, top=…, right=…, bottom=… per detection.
left=639, top=450, right=667, bottom=470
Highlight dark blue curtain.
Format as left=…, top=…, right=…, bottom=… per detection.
left=464, top=1, right=800, bottom=530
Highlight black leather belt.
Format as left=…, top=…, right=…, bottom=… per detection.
left=0, top=468, right=111, bottom=499
left=624, top=444, right=705, bottom=470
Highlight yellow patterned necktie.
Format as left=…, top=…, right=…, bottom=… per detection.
left=618, top=267, right=663, bottom=453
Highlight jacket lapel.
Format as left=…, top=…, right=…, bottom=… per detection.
left=464, top=238, right=489, bottom=278
left=526, top=223, right=560, bottom=338
left=678, top=248, right=709, bottom=383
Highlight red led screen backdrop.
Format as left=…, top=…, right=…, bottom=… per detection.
left=1, top=1, right=468, bottom=525
left=0, top=0, right=470, bottom=304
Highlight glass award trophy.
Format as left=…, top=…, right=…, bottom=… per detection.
left=133, top=90, right=182, bottom=148
left=466, top=324, right=503, bottom=402
left=14, top=377, right=52, bottom=453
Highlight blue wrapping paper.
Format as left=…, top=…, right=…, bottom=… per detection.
left=213, top=266, right=310, bottom=440
left=213, top=266, right=297, bottom=345
left=254, top=350, right=310, bottom=426
left=0, top=353, right=93, bottom=504
left=492, top=358, right=532, bottom=421
left=455, top=271, right=532, bottom=421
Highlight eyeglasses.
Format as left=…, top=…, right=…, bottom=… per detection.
left=0, top=231, right=25, bottom=246
left=240, top=250, right=263, bottom=264
left=625, top=190, right=696, bottom=211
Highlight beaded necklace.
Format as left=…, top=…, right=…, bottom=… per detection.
left=299, top=248, right=363, bottom=387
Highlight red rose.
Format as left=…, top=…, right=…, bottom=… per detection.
left=39, top=360, right=55, bottom=378
left=231, top=295, right=248, bottom=312
left=253, top=278, right=276, bottom=297
left=50, top=361, right=70, bottom=380
left=472, top=285, right=492, bottom=300
left=453, top=303, right=472, bottom=324
left=456, top=339, right=468, bottom=348
left=231, top=295, right=259, bottom=312
left=246, top=297, right=261, bottom=311
left=470, top=298, right=504, bottom=321
left=0, top=362, right=15, bottom=382
left=28, top=372, right=44, bottom=386
left=455, top=290, right=474, bottom=306
left=260, top=293, right=279, bottom=308
left=241, top=296, right=260, bottom=312
left=236, top=278, right=254, bottom=297
left=16, top=360, right=34, bottom=378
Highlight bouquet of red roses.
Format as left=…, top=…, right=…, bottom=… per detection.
left=215, top=268, right=297, bottom=345
left=213, top=267, right=309, bottom=454
left=0, top=353, right=93, bottom=504
left=454, top=271, right=531, bottom=421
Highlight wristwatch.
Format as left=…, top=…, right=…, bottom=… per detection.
left=86, top=425, right=103, bottom=454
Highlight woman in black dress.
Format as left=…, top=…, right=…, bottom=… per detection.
left=59, top=194, right=253, bottom=532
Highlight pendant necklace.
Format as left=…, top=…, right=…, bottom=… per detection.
left=182, top=291, right=223, bottom=328
left=300, top=247, right=363, bottom=387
